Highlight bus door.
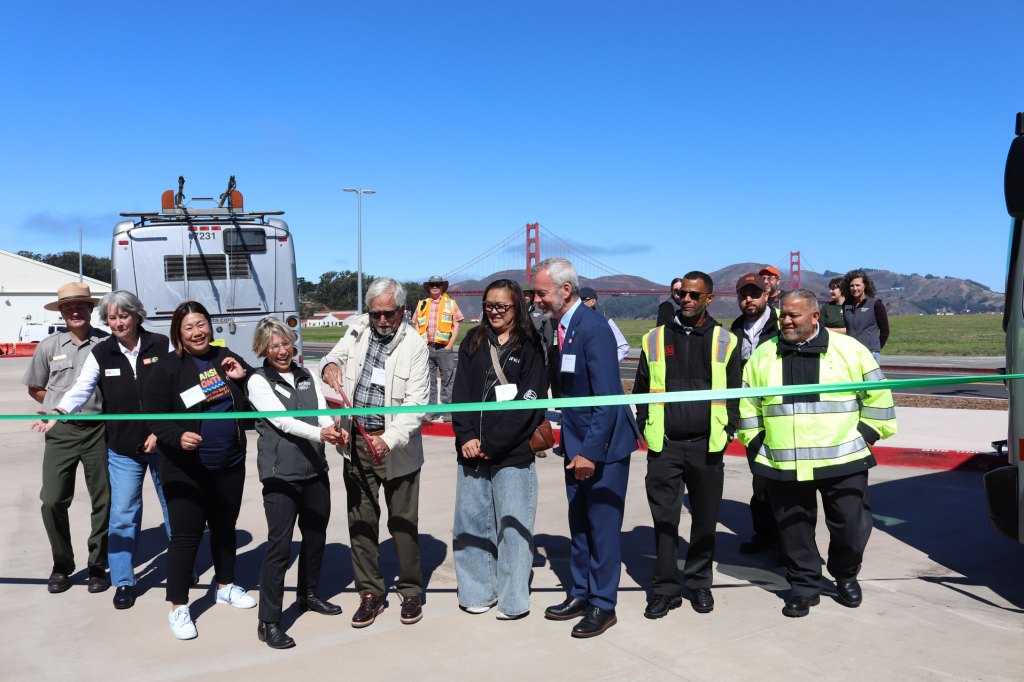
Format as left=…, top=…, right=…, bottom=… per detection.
left=987, top=112, right=1024, bottom=543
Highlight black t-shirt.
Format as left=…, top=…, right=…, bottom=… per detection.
left=192, top=351, right=244, bottom=469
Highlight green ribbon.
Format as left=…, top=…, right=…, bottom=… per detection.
left=11, top=373, right=1013, bottom=422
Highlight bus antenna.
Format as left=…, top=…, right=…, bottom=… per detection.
left=175, top=176, right=185, bottom=208
left=218, top=176, right=237, bottom=208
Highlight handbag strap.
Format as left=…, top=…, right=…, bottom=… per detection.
left=488, top=342, right=509, bottom=385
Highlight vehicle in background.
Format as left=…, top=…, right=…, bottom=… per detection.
left=112, top=177, right=302, bottom=367
left=988, top=112, right=1024, bottom=543
left=18, top=320, right=67, bottom=343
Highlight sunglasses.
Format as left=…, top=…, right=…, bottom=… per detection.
left=483, top=302, right=513, bottom=313
left=369, top=308, right=401, bottom=320
left=671, top=288, right=684, bottom=296
left=677, top=290, right=707, bottom=301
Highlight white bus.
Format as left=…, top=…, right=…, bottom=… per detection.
left=111, top=177, right=303, bottom=367
left=988, top=114, right=1024, bottom=542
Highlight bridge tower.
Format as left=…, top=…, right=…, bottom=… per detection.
left=789, top=251, right=802, bottom=290
left=525, top=222, right=540, bottom=285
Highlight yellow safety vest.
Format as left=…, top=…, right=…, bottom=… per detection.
left=416, top=294, right=457, bottom=344
left=641, top=324, right=737, bottom=453
left=737, top=331, right=897, bottom=482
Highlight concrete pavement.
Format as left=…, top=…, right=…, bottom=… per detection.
left=1, top=356, right=1022, bottom=681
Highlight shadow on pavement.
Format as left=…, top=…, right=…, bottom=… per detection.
left=869, top=468, right=1024, bottom=611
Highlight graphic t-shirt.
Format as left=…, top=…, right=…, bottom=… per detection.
left=192, top=352, right=244, bottom=470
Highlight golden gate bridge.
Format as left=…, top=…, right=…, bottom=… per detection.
left=442, top=223, right=803, bottom=298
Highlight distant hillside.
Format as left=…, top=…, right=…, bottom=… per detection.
left=449, top=265, right=1004, bottom=320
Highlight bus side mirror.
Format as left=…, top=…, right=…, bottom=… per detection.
left=1006, top=112, right=1024, bottom=219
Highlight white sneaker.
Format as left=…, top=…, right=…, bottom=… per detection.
left=215, top=583, right=257, bottom=609
left=460, top=603, right=493, bottom=615
left=496, top=610, right=529, bottom=621
left=168, top=605, right=197, bottom=640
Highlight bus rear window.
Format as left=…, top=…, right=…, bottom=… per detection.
left=224, top=228, right=267, bottom=255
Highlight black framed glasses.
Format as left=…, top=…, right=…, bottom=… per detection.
left=483, top=302, right=513, bottom=313
left=369, top=308, right=401, bottom=320
left=678, top=290, right=707, bottom=301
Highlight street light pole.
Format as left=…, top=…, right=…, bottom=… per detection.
left=343, top=188, right=376, bottom=314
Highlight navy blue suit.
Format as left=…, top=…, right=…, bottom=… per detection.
left=551, top=303, right=642, bottom=611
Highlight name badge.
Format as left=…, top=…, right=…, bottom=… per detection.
left=370, top=367, right=386, bottom=386
left=180, top=385, right=206, bottom=408
left=494, top=383, right=518, bottom=402
left=104, top=368, right=121, bottom=377
left=52, top=354, right=67, bottom=362
left=560, top=354, right=576, bottom=374
left=274, top=384, right=291, bottom=399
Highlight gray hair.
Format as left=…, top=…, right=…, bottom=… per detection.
left=365, top=277, right=407, bottom=308
left=781, top=288, right=820, bottom=312
left=252, top=316, right=297, bottom=358
left=97, top=290, right=147, bottom=326
left=535, top=257, right=579, bottom=295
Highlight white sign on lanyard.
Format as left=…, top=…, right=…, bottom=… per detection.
left=370, top=367, right=387, bottom=386
left=560, top=354, right=576, bottom=374
left=494, top=383, right=518, bottom=402
left=180, top=385, right=206, bottom=408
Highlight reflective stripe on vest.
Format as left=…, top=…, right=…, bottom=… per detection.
left=641, top=324, right=736, bottom=453
left=416, top=295, right=457, bottom=343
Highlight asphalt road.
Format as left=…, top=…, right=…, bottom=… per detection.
left=303, top=344, right=1006, bottom=401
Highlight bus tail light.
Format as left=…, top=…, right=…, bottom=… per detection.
left=286, top=316, right=299, bottom=328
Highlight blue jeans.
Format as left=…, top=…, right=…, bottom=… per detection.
left=108, top=449, right=171, bottom=586
left=453, top=462, right=537, bottom=616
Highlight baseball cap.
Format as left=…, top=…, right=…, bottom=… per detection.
left=758, top=265, right=781, bottom=278
left=579, top=287, right=598, bottom=301
left=736, top=273, right=768, bottom=293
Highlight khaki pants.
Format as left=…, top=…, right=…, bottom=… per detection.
left=343, top=436, right=423, bottom=599
left=41, top=421, right=110, bottom=572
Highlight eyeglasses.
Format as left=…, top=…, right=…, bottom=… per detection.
left=671, top=288, right=684, bottom=296
left=429, top=284, right=442, bottom=289
left=482, top=302, right=513, bottom=313
left=678, top=290, right=707, bottom=301
left=369, top=308, right=401, bottom=320
left=268, top=341, right=294, bottom=353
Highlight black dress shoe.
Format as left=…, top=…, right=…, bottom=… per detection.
left=87, top=567, right=110, bottom=594
left=544, top=596, right=589, bottom=621
left=689, top=587, right=714, bottom=614
left=47, top=570, right=72, bottom=594
left=782, top=594, right=821, bottom=618
left=113, top=585, right=135, bottom=610
left=571, top=605, right=617, bottom=638
left=835, top=578, right=862, bottom=608
left=644, top=594, right=683, bottom=619
left=258, top=621, right=296, bottom=649
left=297, top=591, right=342, bottom=615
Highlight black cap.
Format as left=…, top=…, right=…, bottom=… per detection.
left=579, top=287, right=598, bottom=301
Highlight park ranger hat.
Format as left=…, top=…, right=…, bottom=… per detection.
left=423, top=275, right=449, bottom=292
left=44, top=282, right=100, bottom=311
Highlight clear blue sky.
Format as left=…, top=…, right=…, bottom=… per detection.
left=1, top=1, right=1020, bottom=292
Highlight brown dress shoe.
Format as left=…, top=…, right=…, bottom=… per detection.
left=400, top=596, right=423, bottom=625
left=351, top=592, right=385, bottom=628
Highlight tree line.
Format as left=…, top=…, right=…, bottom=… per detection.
left=18, top=251, right=112, bottom=283
left=299, top=271, right=428, bottom=318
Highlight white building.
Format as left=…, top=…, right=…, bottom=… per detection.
left=302, top=310, right=356, bottom=328
left=0, top=249, right=112, bottom=343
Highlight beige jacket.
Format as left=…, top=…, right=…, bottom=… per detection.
left=319, top=315, right=429, bottom=479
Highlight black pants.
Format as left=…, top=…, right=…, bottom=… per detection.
left=258, top=474, right=331, bottom=622
left=766, top=471, right=872, bottom=597
left=645, top=437, right=724, bottom=595
left=160, top=456, right=246, bottom=604
left=748, top=473, right=777, bottom=542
